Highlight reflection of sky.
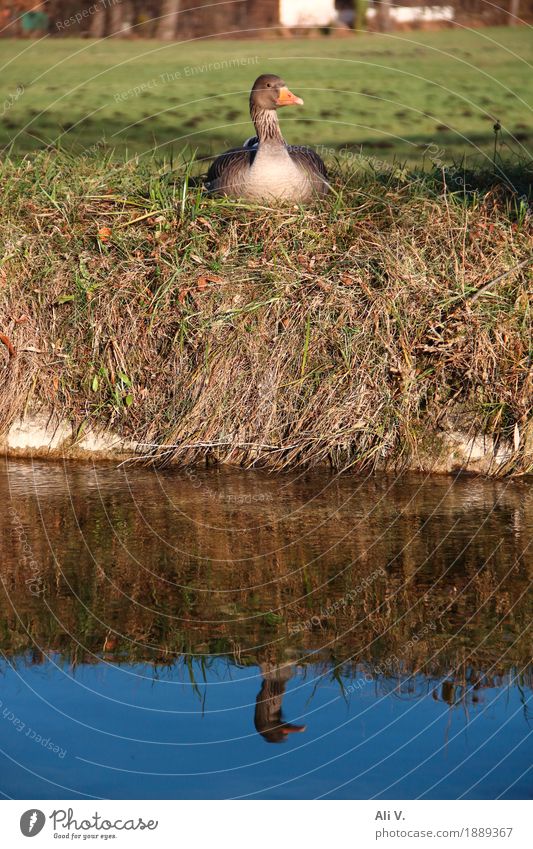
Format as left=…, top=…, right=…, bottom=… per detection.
left=0, top=657, right=531, bottom=799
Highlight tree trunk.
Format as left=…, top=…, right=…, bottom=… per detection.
left=156, top=0, right=181, bottom=40
left=376, top=0, right=391, bottom=32
left=509, top=0, right=520, bottom=24
left=89, top=4, right=107, bottom=38
left=353, top=0, right=368, bottom=33
left=109, top=1, right=126, bottom=37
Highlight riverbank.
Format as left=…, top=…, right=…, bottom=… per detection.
left=0, top=151, right=531, bottom=474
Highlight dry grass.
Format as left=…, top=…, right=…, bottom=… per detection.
left=0, top=149, right=532, bottom=473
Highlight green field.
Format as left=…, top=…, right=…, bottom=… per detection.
left=0, top=27, right=531, bottom=165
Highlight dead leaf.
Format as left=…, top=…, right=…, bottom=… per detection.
left=196, top=217, right=214, bottom=231
left=97, top=226, right=112, bottom=242
left=0, top=332, right=16, bottom=357
left=196, top=273, right=224, bottom=292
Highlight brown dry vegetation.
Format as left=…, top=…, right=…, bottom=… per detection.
left=0, top=151, right=532, bottom=473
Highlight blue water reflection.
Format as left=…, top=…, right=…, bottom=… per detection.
left=1, top=655, right=530, bottom=799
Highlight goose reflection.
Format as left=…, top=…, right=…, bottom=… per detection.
left=254, top=661, right=306, bottom=743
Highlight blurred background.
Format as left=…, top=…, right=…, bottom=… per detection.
left=2, top=1, right=532, bottom=39
left=0, top=1, right=531, bottom=164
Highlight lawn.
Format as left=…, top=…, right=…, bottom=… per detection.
left=0, top=27, right=531, bottom=166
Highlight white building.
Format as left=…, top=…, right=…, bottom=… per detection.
left=279, top=2, right=455, bottom=29
left=366, top=5, right=455, bottom=24
left=279, top=0, right=337, bottom=27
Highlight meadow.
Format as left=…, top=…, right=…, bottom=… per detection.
left=0, top=27, right=531, bottom=165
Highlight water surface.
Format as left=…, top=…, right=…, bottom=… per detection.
left=1, top=460, right=531, bottom=799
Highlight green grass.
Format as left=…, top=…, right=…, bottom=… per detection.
left=0, top=27, right=531, bottom=165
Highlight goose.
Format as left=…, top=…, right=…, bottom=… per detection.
left=254, top=662, right=307, bottom=744
left=206, top=74, right=329, bottom=202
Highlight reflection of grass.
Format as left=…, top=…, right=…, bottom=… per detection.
left=0, top=28, right=531, bottom=164
left=0, top=473, right=531, bottom=681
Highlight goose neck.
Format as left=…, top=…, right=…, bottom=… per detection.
left=250, top=106, right=285, bottom=147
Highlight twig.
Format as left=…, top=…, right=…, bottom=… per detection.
left=135, top=440, right=297, bottom=451
left=468, top=256, right=533, bottom=303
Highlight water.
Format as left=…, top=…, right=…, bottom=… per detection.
left=1, top=460, right=531, bottom=799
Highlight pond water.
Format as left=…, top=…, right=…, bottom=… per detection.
left=0, top=460, right=531, bottom=800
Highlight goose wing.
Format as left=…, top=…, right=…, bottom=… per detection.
left=288, top=145, right=329, bottom=193
left=206, top=146, right=256, bottom=194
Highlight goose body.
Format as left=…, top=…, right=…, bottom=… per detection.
left=206, top=74, right=329, bottom=203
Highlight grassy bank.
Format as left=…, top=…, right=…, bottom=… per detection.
left=0, top=28, right=532, bottom=164
left=0, top=149, right=531, bottom=473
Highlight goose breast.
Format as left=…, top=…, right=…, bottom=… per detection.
left=245, top=146, right=312, bottom=201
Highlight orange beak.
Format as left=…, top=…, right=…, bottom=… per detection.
left=276, top=86, right=304, bottom=107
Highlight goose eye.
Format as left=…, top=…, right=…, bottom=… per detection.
left=266, top=83, right=271, bottom=88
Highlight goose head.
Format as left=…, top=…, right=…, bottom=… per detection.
left=250, top=74, right=304, bottom=113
